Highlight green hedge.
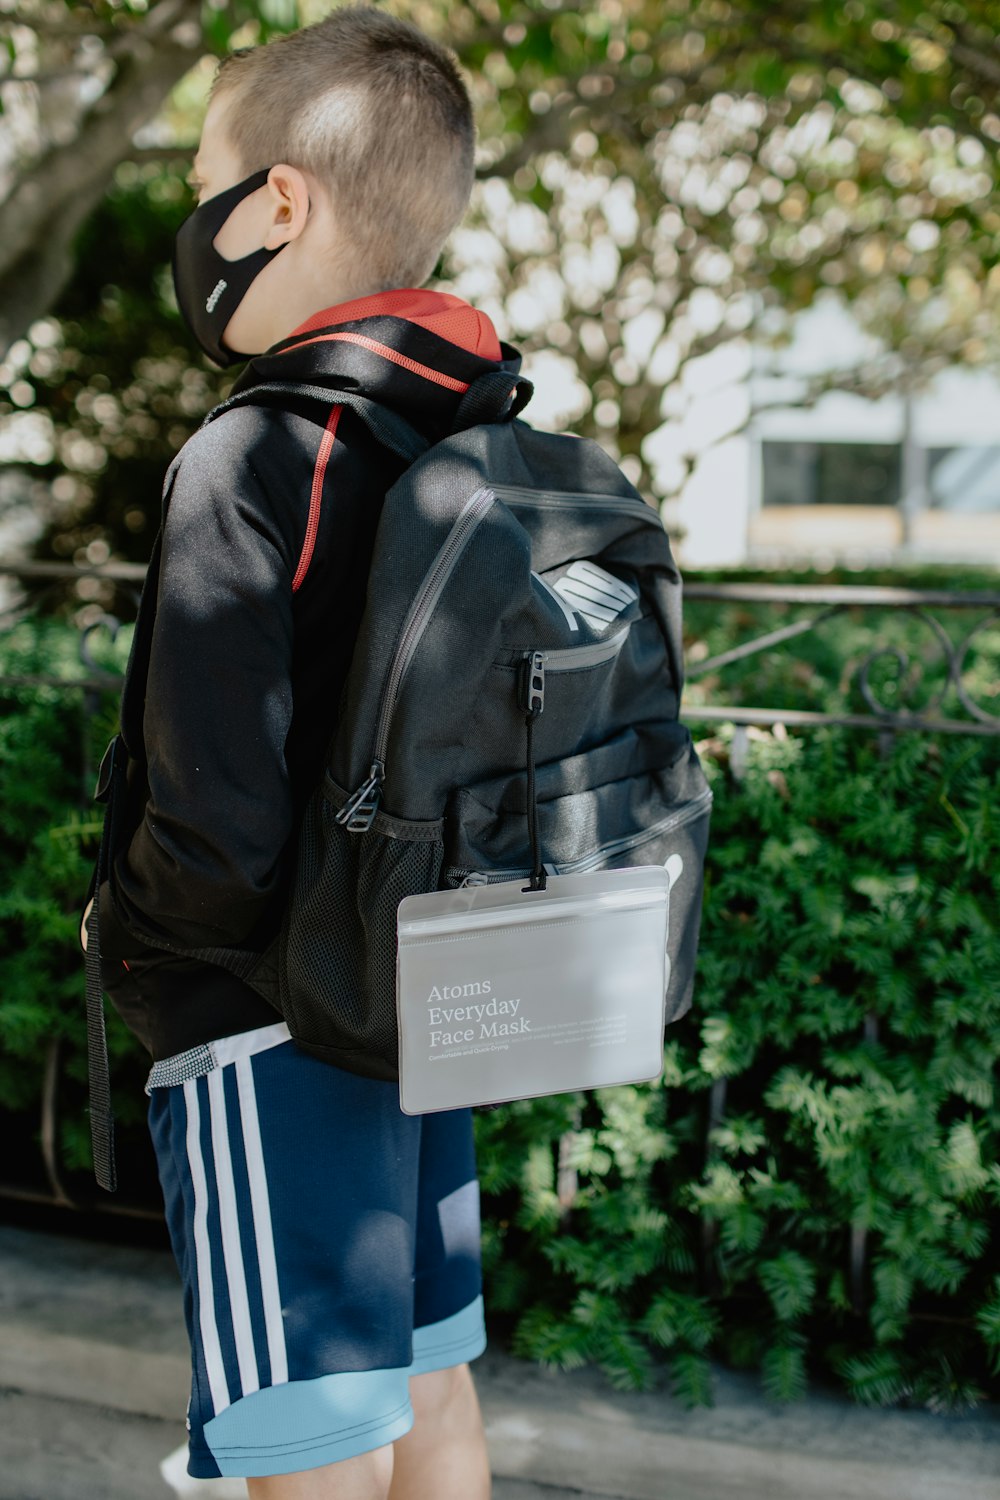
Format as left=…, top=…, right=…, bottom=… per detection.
left=481, top=722, right=999, bottom=1410
left=1, top=590, right=998, bottom=1412
left=0, top=618, right=151, bottom=1167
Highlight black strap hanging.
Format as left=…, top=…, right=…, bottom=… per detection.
left=521, top=651, right=547, bottom=894
left=84, top=734, right=127, bottom=1192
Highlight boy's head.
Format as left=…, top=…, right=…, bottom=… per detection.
left=177, top=4, right=475, bottom=362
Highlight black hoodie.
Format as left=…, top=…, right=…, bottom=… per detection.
left=98, top=290, right=523, bottom=1061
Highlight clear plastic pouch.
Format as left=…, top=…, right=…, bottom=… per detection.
left=395, top=860, right=683, bottom=1113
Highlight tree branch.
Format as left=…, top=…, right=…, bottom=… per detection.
left=450, top=0, right=585, bottom=61
left=873, top=3, right=1000, bottom=99
left=118, top=143, right=200, bottom=167
left=947, top=39, right=1000, bottom=91
left=474, top=55, right=722, bottom=181
left=0, top=0, right=203, bottom=354
left=0, top=18, right=118, bottom=42
left=0, top=66, right=112, bottom=89
left=757, top=22, right=1000, bottom=157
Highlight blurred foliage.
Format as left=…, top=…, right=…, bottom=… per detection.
left=0, top=616, right=147, bottom=1173
left=1, top=1, right=1000, bottom=582
left=1, top=582, right=997, bottom=1409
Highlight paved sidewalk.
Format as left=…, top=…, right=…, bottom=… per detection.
left=1, top=1224, right=998, bottom=1500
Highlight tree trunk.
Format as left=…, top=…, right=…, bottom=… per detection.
left=0, top=0, right=204, bottom=355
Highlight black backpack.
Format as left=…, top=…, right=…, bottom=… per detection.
left=85, top=372, right=712, bottom=1185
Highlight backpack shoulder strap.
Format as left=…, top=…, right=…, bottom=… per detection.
left=119, top=381, right=434, bottom=753
left=121, top=368, right=535, bottom=748
left=203, top=380, right=433, bottom=464
left=207, top=370, right=535, bottom=454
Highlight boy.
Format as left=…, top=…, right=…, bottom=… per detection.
left=84, top=6, right=525, bottom=1494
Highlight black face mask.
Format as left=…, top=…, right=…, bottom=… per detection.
left=172, top=167, right=292, bottom=367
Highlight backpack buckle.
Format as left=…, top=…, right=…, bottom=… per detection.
left=335, top=761, right=385, bottom=833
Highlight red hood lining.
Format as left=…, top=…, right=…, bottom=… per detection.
left=288, top=289, right=502, bottom=363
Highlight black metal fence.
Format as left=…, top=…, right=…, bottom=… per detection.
left=2, top=561, right=999, bottom=1263
left=682, top=578, right=1000, bottom=751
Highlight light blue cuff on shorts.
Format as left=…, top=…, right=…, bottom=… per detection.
left=410, top=1294, right=487, bottom=1376
left=202, top=1366, right=414, bottom=1478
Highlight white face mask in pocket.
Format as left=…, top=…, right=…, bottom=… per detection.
left=395, top=862, right=680, bottom=1114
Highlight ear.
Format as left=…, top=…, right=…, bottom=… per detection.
left=261, top=164, right=312, bottom=248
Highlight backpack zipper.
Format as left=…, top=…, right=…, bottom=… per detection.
left=490, top=484, right=661, bottom=525
left=539, top=624, right=630, bottom=670
left=445, top=786, right=713, bottom=887
left=336, top=485, right=497, bottom=832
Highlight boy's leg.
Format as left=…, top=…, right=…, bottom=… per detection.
left=239, top=1365, right=491, bottom=1500
left=247, top=1442, right=394, bottom=1500
left=388, top=1362, right=490, bottom=1500
left=388, top=1105, right=491, bottom=1500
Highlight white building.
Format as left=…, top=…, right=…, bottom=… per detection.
left=644, top=297, right=1000, bottom=570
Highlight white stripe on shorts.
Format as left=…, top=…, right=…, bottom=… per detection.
left=184, top=1079, right=231, bottom=1416
left=210, top=1021, right=291, bottom=1071
left=207, top=1067, right=260, bottom=1400
left=146, top=1022, right=292, bottom=1094
left=235, top=1054, right=289, bottom=1386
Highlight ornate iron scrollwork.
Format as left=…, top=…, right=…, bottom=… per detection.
left=684, top=585, right=1000, bottom=737
left=79, top=611, right=133, bottom=683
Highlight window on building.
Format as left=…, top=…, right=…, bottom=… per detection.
left=761, top=442, right=902, bottom=507
left=928, top=447, right=1000, bottom=513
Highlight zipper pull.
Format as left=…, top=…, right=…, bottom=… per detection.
left=335, top=760, right=385, bottom=832
left=460, top=872, right=489, bottom=888
left=522, top=651, right=545, bottom=717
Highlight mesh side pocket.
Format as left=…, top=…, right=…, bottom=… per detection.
left=276, top=777, right=444, bottom=1079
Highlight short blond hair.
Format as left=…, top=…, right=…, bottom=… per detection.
left=210, top=4, right=475, bottom=290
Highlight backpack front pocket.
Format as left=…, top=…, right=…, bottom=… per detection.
left=442, top=723, right=706, bottom=877
left=441, top=729, right=712, bottom=1027
left=470, top=612, right=673, bottom=770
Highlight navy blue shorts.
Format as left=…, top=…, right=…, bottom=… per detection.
left=146, top=1021, right=485, bottom=1479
